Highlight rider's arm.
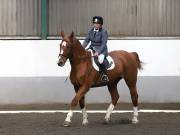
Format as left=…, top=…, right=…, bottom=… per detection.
left=97, top=30, right=108, bottom=54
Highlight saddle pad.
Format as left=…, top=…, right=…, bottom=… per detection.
left=89, top=50, right=115, bottom=71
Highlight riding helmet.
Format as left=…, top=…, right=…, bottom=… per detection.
left=92, top=16, right=103, bottom=25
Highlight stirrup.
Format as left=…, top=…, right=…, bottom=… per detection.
left=101, top=74, right=109, bottom=82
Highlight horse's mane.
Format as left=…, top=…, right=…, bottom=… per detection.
left=70, top=36, right=91, bottom=60
left=72, top=36, right=86, bottom=52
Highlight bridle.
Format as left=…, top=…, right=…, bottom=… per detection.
left=59, top=40, right=72, bottom=63
left=58, top=53, right=70, bottom=63
left=59, top=41, right=96, bottom=63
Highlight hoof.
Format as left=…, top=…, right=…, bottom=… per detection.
left=82, top=119, right=88, bottom=126
left=63, top=121, right=71, bottom=127
left=103, top=118, right=110, bottom=124
left=82, top=121, right=88, bottom=126
left=132, top=117, right=139, bottom=124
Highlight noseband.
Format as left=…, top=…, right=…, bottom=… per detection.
left=59, top=53, right=68, bottom=63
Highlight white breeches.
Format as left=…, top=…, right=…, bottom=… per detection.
left=98, top=54, right=105, bottom=64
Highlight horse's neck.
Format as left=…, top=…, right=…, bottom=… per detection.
left=70, top=39, right=87, bottom=65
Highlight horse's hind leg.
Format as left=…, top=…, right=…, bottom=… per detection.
left=129, top=86, right=139, bottom=124
left=104, top=83, right=119, bottom=123
left=124, top=76, right=139, bottom=124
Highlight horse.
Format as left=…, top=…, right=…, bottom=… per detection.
left=57, top=31, right=142, bottom=127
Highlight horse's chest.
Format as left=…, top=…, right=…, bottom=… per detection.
left=70, top=63, right=87, bottom=84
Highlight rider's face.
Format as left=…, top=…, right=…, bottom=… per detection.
left=93, top=23, right=102, bottom=30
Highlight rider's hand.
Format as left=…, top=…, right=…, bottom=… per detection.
left=94, top=52, right=99, bottom=57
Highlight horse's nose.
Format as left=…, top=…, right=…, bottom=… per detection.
left=57, top=59, right=64, bottom=66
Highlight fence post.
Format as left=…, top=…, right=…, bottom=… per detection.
left=41, top=0, right=47, bottom=39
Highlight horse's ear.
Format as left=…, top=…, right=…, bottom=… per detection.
left=61, top=31, right=65, bottom=38
left=70, top=31, right=74, bottom=39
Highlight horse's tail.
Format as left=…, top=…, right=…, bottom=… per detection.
left=131, top=52, right=143, bottom=70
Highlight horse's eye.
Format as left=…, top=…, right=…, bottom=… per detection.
left=66, top=45, right=71, bottom=48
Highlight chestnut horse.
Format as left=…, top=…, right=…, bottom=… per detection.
left=57, top=32, right=142, bottom=127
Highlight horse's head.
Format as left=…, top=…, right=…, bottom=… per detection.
left=57, top=31, right=74, bottom=67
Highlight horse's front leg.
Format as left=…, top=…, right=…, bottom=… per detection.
left=79, top=96, right=88, bottom=125
left=64, top=85, right=89, bottom=127
left=74, top=85, right=88, bottom=126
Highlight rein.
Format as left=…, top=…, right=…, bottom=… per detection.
left=59, top=51, right=94, bottom=61
left=77, top=55, right=93, bottom=60
left=59, top=40, right=96, bottom=83
left=77, top=51, right=96, bottom=60
left=59, top=53, right=73, bottom=62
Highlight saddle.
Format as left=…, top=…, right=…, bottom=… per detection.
left=88, top=50, right=115, bottom=71
left=94, top=56, right=112, bottom=69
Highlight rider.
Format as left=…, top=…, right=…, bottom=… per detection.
left=82, top=16, right=109, bottom=82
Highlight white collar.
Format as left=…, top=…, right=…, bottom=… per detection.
left=93, top=28, right=99, bottom=32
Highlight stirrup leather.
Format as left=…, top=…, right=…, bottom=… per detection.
left=100, top=73, right=109, bottom=82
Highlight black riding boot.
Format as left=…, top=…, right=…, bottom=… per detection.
left=99, top=63, right=109, bottom=82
